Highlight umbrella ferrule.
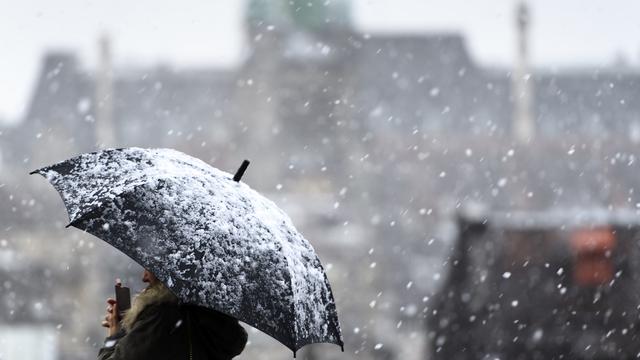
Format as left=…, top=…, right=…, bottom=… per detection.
left=232, top=160, right=250, bottom=182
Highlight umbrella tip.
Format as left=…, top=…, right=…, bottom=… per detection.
left=232, top=160, right=250, bottom=182
left=29, top=170, right=38, bottom=175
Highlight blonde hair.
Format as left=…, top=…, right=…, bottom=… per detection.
left=122, top=282, right=178, bottom=331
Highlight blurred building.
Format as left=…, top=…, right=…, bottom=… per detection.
left=0, top=325, right=58, bottom=360
left=6, top=4, right=640, bottom=172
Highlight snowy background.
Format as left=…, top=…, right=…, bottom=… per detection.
left=2, top=0, right=640, bottom=359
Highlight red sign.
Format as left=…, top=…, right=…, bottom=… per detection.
left=570, top=228, right=616, bottom=286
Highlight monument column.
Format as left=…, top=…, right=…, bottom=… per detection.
left=512, top=1, right=535, bottom=143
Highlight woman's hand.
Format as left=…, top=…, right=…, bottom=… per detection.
left=101, top=297, right=120, bottom=337
left=102, top=279, right=122, bottom=337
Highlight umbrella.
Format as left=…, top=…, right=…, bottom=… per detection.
left=30, top=147, right=343, bottom=355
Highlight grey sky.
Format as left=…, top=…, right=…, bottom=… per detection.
left=1, top=0, right=639, bottom=122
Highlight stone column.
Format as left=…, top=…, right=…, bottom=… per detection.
left=512, top=1, right=535, bottom=143
left=96, top=35, right=116, bottom=148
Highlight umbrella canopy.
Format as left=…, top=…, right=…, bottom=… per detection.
left=31, top=147, right=343, bottom=354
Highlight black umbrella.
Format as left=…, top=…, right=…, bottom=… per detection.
left=31, top=147, right=343, bottom=354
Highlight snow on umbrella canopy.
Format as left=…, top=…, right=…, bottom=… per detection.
left=30, top=147, right=343, bottom=354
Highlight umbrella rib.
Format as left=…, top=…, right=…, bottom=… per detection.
left=285, top=245, right=300, bottom=352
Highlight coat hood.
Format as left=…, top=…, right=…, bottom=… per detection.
left=186, top=305, right=248, bottom=359
left=122, top=282, right=247, bottom=359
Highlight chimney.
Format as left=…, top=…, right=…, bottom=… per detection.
left=512, top=1, right=535, bottom=143
left=95, top=35, right=116, bottom=148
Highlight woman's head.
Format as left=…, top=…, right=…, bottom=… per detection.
left=142, top=269, right=160, bottom=286
left=123, top=270, right=178, bottom=331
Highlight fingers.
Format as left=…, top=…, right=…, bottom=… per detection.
left=106, top=302, right=119, bottom=319
left=102, top=293, right=122, bottom=331
left=102, top=313, right=114, bottom=328
left=106, top=301, right=119, bottom=313
left=115, top=278, right=122, bottom=287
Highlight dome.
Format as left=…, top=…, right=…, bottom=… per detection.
left=248, top=0, right=351, bottom=32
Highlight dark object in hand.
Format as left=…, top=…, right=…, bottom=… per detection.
left=115, top=285, right=131, bottom=319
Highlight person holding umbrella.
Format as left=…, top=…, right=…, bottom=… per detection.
left=99, top=269, right=248, bottom=360
left=31, top=148, right=344, bottom=357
